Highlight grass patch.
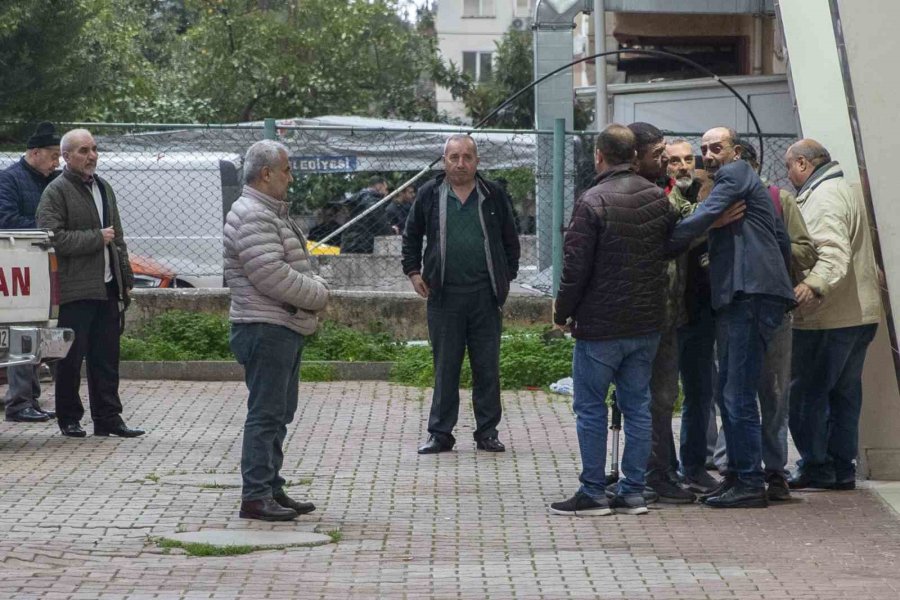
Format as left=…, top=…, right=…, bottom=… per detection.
left=122, top=312, right=402, bottom=364
left=156, top=538, right=257, bottom=557
left=325, top=529, right=342, bottom=543
left=197, top=483, right=232, bottom=489
left=285, top=478, right=313, bottom=486
left=145, top=473, right=160, bottom=483
left=300, top=362, right=336, bottom=382
left=392, top=327, right=575, bottom=390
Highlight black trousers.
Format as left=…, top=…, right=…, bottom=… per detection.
left=55, top=283, right=124, bottom=427
left=426, top=286, right=502, bottom=441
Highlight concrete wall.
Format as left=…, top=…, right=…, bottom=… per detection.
left=128, top=289, right=553, bottom=342
left=779, top=0, right=900, bottom=479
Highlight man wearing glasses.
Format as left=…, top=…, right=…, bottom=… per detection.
left=668, top=127, right=795, bottom=509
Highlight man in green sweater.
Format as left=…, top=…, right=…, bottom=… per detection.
left=402, top=135, right=520, bottom=455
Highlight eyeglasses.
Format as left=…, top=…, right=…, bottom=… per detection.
left=700, top=143, right=729, bottom=155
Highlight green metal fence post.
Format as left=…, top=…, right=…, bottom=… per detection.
left=264, top=118, right=277, bottom=140
left=551, top=118, right=565, bottom=297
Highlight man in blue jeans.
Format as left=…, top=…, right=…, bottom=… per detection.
left=669, top=127, right=796, bottom=509
left=784, top=139, right=882, bottom=490
left=224, top=140, right=330, bottom=521
left=550, top=124, right=677, bottom=516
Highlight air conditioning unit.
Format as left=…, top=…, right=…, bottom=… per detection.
left=510, top=17, right=531, bottom=31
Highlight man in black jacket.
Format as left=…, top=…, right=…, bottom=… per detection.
left=401, top=134, right=520, bottom=455
left=549, top=124, right=678, bottom=516
left=0, top=121, right=61, bottom=423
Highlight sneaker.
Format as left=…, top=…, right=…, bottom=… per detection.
left=704, top=483, right=768, bottom=509
left=605, top=482, right=658, bottom=504
left=787, top=470, right=833, bottom=490
left=765, top=473, right=791, bottom=502
left=698, top=472, right=737, bottom=504
left=610, top=494, right=649, bottom=515
left=684, top=470, right=721, bottom=495
left=646, top=478, right=696, bottom=504
left=549, top=491, right=612, bottom=516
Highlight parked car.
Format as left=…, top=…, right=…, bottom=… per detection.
left=130, top=255, right=196, bottom=289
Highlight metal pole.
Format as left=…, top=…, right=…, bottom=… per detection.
left=551, top=118, right=565, bottom=297
left=264, top=118, right=277, bottom=140
left=593, top=0, right=608, bottom=129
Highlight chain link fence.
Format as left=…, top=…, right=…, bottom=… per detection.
left=0, top=122, right=796, bottom=295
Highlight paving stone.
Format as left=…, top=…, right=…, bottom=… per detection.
left=1, top=380, right=900, bottom=599
left=160, top=529, right=331, bottom=549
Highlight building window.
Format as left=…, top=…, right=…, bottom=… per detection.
left=463, top=51, right=493, bottom=82
left=463, top=0, right=495, bottom=18
left=515, top=0, right=531, bottom=18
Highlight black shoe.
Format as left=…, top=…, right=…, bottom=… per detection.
left=549, top=491, right=611, bottom=516
left=94, top=422, right=145, bottom=438
left=766, top=473, right=791, bottom=501
left=6, top=406, right=51, bottom=422
left=610, top=494, right=649, bottom=515
left=475, top=436, right=505, bottom=452
left=787, top=471, right=833, bottom=490
left=417, top=433, right=455, bottom=454
left=646, top=478, right=696, bottom=504
left=605, top=482, right=658, bottom=504
left=59, top=422, right=87, bottom=438
left=683, top=470, right=721, bottom=495
left=704, top=483, right=768, bottom=508
left=830, top=480, right=856, bottom=491
left=239, top=498, right=298, bottom=521
left=273, top=492, right=316, bottom=515
left=38, top=407, right=56, bottom=419
left=698, top=472, right=737, bottom=503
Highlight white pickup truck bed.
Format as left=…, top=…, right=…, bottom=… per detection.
left=0, top=230, right=74, bottom=368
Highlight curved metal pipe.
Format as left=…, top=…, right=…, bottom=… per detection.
left=474, top=48, right=767, bottom=172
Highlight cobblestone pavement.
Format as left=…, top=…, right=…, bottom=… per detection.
left=1, top=380, right=899, bottom=599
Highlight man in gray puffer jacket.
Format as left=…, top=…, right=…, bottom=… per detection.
left=224, top=140, right=329, bottom=522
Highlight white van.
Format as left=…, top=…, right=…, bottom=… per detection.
left=0, top=151, right=238, bottom=288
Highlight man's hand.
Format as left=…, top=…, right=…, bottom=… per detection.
left=409, top=273, right=429, bottom=298
left=711, top=201, right=746, bottom=229
left=101, top=227, right=115, bottom=245
left=794, top=282, right=818, bottom=307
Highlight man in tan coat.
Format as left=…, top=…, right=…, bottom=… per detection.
left=224, top=140, right=329, bottom=521
left=785, top=139, right=881, bottom=491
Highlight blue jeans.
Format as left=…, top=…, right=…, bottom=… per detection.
left=715, top=294, right=785, bottom=488
left=230, top=323, right=304, bottom=501
left=572, top=333, right=660, bottom=499
left=712, top=316, right=793, bottom=477
left=789, top=324, right=877, bottom=483
left=677, top=305, right=717, bottom=477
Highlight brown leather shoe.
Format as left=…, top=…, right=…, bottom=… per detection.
left=273, top=492, right=316, bottom=515
left=239, top=498, right=298, bottom=521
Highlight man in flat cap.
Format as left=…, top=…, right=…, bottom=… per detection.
left=0, top=122, right=62, bottom=423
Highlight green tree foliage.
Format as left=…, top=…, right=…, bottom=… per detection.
left=463, top=28, right=534, bottom=129
left=463, top=27, right=591, bottom=130
left=0, top=0, right=468, bottom=124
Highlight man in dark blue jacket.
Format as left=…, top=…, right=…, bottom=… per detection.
left=402, top=134, right=520, bottom=455
left=669, top=127, right=795, bottom=509
left=0, top=121, right=62, bottom=423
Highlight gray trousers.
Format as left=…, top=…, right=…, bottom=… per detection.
left=647, top=324, right=680, bottom=483
left=4, top=365, right=41, bottom=417
left=713, top=316, right=792, bottom=476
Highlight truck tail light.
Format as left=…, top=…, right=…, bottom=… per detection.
left=49, top=252, right=60, bottom=319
